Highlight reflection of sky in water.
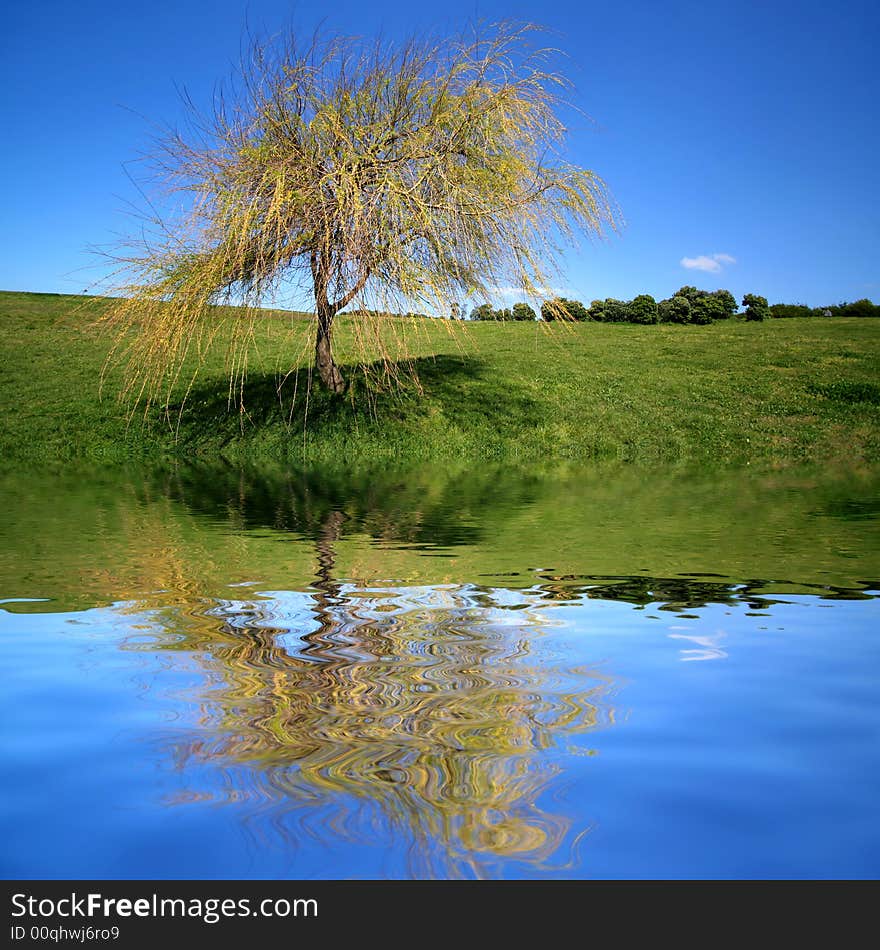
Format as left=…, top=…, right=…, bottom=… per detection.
left=2, top=584, right=878, bottom=879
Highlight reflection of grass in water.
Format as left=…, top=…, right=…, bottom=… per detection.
left=133, top=587, right=613, bottom=878
left=2, top=460, right=878, bottom=615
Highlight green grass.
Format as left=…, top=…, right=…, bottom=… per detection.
left=2, top=289, right=879, bottom=464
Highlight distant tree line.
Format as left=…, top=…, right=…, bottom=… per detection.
left=349, top=307, right=433, bottom=320
left=470, top=302, right=538, bottom=321
left=463, top=289, right=880, bottom=323
left=768, top=299, right=880, bottom=319
left=350, top=295, right=880, bottom=323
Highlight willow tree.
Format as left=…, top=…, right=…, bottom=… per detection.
left=104, top=23, right=615, bottom=402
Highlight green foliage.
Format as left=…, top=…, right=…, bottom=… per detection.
left=564, top=299, right=590, bottom=321
left=588, top=299, right=606, bottom=322
left=669, top=287, right=736, bottom=324
left=743, top=293, right=770, bottom=322
left=602, top=298, right=629, bottom=323
left=770, top=303, right=813, bottom=319
left=767, top=299, right=880, bottom=319
left=467, top=289, right=877, bottom=327
left=472, top=302, right=535, bottom=321
left=710, top=290, right=738, bottom=319
left=673, top=286, right=707, bottom=305
left=541, top=297, right=589, bottom=321
left=511, top=302, right=537, bottom=322
left=658, top=295, right=691, bottom=324
left=839, top=299, right=880, bottom=318
left=689, top=295, right=725, bottom=325
left=471, top=303, right=495, bottom=321
left=628, top=294, right=659, bottom=325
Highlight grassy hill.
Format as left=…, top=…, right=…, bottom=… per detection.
left=1, top=289, right=878, bottom=465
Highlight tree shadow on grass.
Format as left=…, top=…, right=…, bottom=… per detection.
left=162, top=354, right=544, bottom=449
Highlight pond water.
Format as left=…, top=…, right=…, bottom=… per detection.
left=1, top=462, right=878, bottom=879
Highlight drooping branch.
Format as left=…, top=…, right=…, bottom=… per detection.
left=101, top=21, right=619, bottom=409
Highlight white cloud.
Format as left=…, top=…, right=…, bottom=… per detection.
left=488, top=285, right=576, bottom=298
left=680, top=253, right=737, bottom=273
left=488, top=286, right=527, bottom=295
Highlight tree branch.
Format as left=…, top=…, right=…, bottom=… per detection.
left=332, top=267, right=371, bottom=311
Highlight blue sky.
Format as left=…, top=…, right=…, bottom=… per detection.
left=1, top=0, right=877, bottom=307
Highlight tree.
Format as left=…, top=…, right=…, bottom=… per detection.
left=587, top=299, right=606, bottom=321
left=602, top=298, right=628, bottom=323
left=511, top=302, right=537, bottom=321
left=689, top=295, right=722, bottom=325
left=540, top=296, right=587, bottom=321
left=563, top=298, right=590, bottom=321
left=769, top=303, right=812, bottom=319
left=667, top=285, right=728, bottom=324
left=470, top=303, right=495, bottom=321
left=673, top=286, right=707, bottom=305
left=104, top=24, right=616, bottom=403
left=628, top=294, right=658, bottom=324
left=658, top=295, right=691, bottom=323
left=842, top=298, right=880, bottom=318
left=742, top=293, right=770, bottom=321
left=710, top=289, right=737, bottom=319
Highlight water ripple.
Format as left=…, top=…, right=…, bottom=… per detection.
left=124, top=582, right=613, bottom=878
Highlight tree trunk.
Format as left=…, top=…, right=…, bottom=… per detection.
left=315, top=310, right=345, bottom=394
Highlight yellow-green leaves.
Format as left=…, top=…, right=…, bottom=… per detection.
left=105, top=22, right=617, bottom=407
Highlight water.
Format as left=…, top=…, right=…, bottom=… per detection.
left=1, top=462, right=879, bottom=879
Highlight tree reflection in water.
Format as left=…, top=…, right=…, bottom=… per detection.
left=86, top=463, right=875, bottom=876
left=131, top=508, right=615, bottom=878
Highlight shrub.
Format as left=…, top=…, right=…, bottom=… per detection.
left=511, top=302, right=537, bottom=321
left=842, top=298, right=880, bottom=318
left=541, top=300, right=558, bottom=321
left=563, top=298, right=590, bottom=321
left=770, top=303, right=813, bottom=319
left=673, top=285, right=707, bottom=305
left=742, top=293, right=770, bottom=321
left=667, top=286, right=735, bottom=322
left=628, top=294, right=659, bottom=324
left=470, top=303, right=495, bottom=321
left=689, top=295, right=725, bottom=325
left=658, top=295, right=691, bottom=323
left=603, top=298, right=629, bottom=323
left=710, top=289, right=737, bottom=319
left=541, top=296, right=588, bottom=321
left=588, top=299, right=606, bottom=321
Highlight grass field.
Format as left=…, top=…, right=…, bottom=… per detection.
left=1, top=289, right=878, bottom=464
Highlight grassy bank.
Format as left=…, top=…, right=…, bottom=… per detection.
left=1, top=289, right=878, bottom=464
